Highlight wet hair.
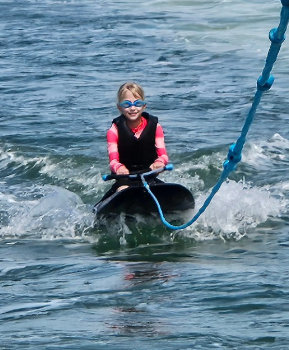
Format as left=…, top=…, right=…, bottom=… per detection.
left=117, top=82, right=145, bottom=103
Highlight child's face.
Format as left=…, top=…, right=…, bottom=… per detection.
left=118, top=90, right=146, bottom=124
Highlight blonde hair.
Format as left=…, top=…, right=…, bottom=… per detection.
left=117, top=82, right=145, bottom=103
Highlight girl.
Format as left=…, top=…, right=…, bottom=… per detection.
left=106, top=82, right=169, bottom=192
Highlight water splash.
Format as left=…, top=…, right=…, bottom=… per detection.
left=243, top=133, right=289, bottom=168
left=0, top=185, right=93, bottom=240
left=177, top=179, right=285, bottom=242
left=1, top=134, right=288, bottom=246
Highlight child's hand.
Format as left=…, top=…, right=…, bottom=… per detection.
left=116, top=165, right=129, bottom=175
left=150, top=161, right=164, bottom=170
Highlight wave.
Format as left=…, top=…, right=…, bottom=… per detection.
left=0, top=185, right=94, bottom=240
left=1, top=134, right=288, bottom=245
left=0, top=143, right=106, bottom=199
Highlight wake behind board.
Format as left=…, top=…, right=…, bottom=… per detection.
left=93, top=182, right=194, bottom=220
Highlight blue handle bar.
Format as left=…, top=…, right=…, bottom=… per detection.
left=102, top=163, right=174, bottom=181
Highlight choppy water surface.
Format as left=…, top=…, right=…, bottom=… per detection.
left=1, top=1, right=289, bottom=349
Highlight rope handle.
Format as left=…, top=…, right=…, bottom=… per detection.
left=102, top=164, right=174, bottom=181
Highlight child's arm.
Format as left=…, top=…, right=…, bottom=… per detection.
left=150, top=124, right=169, bottom=169
left=107, top=124, right=128, bottom=174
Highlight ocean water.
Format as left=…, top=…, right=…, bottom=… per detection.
left=1, top=0, right=289, bottom=349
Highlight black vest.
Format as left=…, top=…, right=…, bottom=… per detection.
left=112, top=112, right=158, bottom=172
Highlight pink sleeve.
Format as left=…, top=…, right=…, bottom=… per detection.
left=107, top=123, right=124, bottom=173
left=154, top=123, right=169, bottom=165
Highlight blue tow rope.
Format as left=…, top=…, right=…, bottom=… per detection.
left=142, top=0, right=289, bottom=230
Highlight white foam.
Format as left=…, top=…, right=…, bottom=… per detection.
left=181, top=179, right=285, bottom=241
left=0, top=185, right=94, bottom=240
left=244, top=133, right=289, bottom=167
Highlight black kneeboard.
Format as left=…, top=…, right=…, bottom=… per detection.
left=93, top=182, right=195, bottom=219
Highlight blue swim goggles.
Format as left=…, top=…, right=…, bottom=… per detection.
left=119, top=100, right=146, bottom=109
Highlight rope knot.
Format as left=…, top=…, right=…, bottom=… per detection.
left=257, top=75, right=275, bottom=91
left=269, top=28, right=286, bottom=44
left=223, top=143, right=241, bottom=172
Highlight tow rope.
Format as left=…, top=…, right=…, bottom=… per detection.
left=142, top=0, right=289, bottom=230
